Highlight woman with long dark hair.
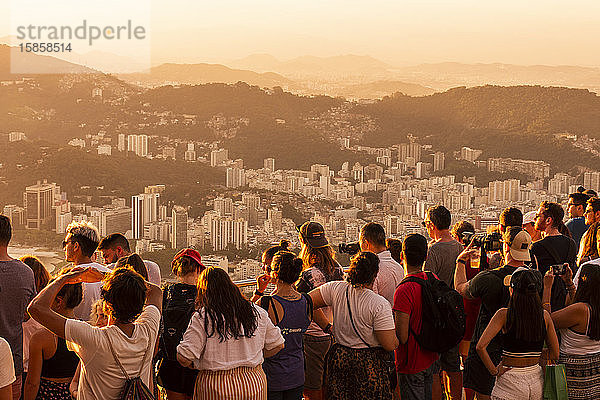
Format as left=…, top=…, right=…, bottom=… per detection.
left=24, top=270, right=83, bottom=400
left=476, top=268, right=559, bottom=400
left=309, top=251, right=398, bottom=399
left=21, top=256, right=51, bottom=385
left=177, top=267, right=284, bottom=400
left=294, top=222, right=343, bottom=400
left=545, top=263, right=600, bottom=399
left=157, top=249, right=205, bottom=400
left=255, top=250, right=312, bottom=400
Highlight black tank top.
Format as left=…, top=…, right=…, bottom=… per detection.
left=502, top=319, right=546, bottom=358
left=41, top=337, right=79, bottom=378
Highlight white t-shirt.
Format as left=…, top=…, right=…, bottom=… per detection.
left=144, top=260, right=161, bottom=286
left=66, top=305, right=160, bottom=400
left=0, top=337, right=15, bottom=389
left=319, top=281, right=395, bottom=349
left=177, top=303, right=284, bottom=371
left=373, top=250, right=405, bottom=305
left=73, top=262, right=113, bottom=321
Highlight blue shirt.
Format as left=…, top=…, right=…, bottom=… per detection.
left=261, top=295, right=311, bottom=391
left=565, top=217, right=588, bottom=248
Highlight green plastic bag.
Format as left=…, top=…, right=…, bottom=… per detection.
left=543, top=364, right=568, bottom=400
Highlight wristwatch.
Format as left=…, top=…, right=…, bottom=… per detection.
left=457, top=259, right=467, bottom=266
left=254, top=289, right=264, bottom=297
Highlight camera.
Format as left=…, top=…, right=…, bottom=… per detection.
left=338, top=242, right=361, bottom=255
left=460, top=231, right=502, bottom=252
left=551, top=263, right=568, bottom=275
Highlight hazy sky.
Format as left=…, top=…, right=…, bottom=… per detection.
left=3, top=0, right=600, bottom=66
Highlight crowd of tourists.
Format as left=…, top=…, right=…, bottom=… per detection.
left=1, top=190, right=600, bottom=399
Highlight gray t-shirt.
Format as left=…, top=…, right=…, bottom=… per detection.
left=424, top=240, right=464, bottom=287
left=0, top=259, right=36, bottom=376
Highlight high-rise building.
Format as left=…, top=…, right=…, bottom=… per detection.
left=488, top=179, right=521, bottom=203
left=210, top=217, right=248, bottom=251
left=214, top=197, right=234, bottom=216
left=9, top=132, right=26, bottom=142
left=399, top=143, right=422, bottom=163
left=162, top=146, right=176, bottom=159
left=144, top=185, right=166, bottom=194
left=117, top=134, right=126, bottom=152
left=97, top=144, right=112, bottom=156
left=584, top=171, right=600, bottom=192
left=184, top=143, right=197, bottom=161
left=433, top=152, right=445, bottom=171
left=171, top=206, right=188, bottom=250
left=460, top=147, right=483, bottom=163
left=127, top=134, right=148, bottom=157
left=242, top=193, right=260, bottom=226
left=2, top=205, right=26, bottom=229
left=487, top=158, right=550, bottom=180
left=264, top=158, right=275, bottom=172
left=311, top=164, right=330, bottom=178
left=415, top=162, right=431, bottom=179
left=320, top=175, right=331, bottom=197
left=100, top=207, right=132, bottom=237
left=131, top=193, right=159, bottom=239
left=24, top=180, right=57, bottom=229
left=267, top=208, right=283, bottom=232
left=210, top=149, right=229, bottom=167
left=226, top=167, right=246, bottom=188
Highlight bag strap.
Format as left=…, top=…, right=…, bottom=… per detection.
left=345, top=285, right=371, bottom=348
left=103, top=328, right=153, bottom=379
left=259, top=295, right=280, bottom=325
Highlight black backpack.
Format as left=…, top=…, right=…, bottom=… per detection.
left=159, top=283, right=197, bottom=361
left=401, top=272, right=466, bottom=353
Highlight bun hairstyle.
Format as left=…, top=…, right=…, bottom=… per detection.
left=270, top=251, right=303, bottom=284
left=347, top=251, right=379, bottom=287
left=263, top=240, right=290, bottom=262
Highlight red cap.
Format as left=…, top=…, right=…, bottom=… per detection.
left=171, top=248, right=205, bottom=271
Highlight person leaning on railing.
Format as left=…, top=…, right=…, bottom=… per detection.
left=294, top=222, right=343, bottom=400
left=253, top=250, right=313, bottom=400
left=309, top=251, right=398, bottom=400
left=544, top=262, right=600, bottom=399
left=176, top=267, right=284, bottom=400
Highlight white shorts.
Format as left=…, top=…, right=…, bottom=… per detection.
left=491, top=364, right=543, bottom=400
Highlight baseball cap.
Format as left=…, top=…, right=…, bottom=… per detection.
left=297, top=222, right=329, bottom=248
left=503, top=266, right=542, bottom=293
left=171, top=248, right=205, bottom=270
left=503, top=229, right=532, bottom=262
left=522, top=211, right=537, bottom=225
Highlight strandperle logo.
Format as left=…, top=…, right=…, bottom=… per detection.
left=15, top=20, right=147, bottom=45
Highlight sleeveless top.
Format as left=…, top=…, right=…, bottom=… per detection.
left=261, top=294, right=312, bottom=392
left=560, top=304, right=600, bottom=356
left=41, top=336, right=80, bottom=378
left=502, top=317, right=546, bottom=358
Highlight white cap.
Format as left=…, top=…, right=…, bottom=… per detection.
left=523, top=210, right=537, bottom=225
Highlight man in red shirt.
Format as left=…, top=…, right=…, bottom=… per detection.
left=393, top=234, right=439, bottom=400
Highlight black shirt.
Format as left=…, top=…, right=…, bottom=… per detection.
left=530, top=235, right=577, bottom=311
left=467, top=264, right=517, bottom=353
